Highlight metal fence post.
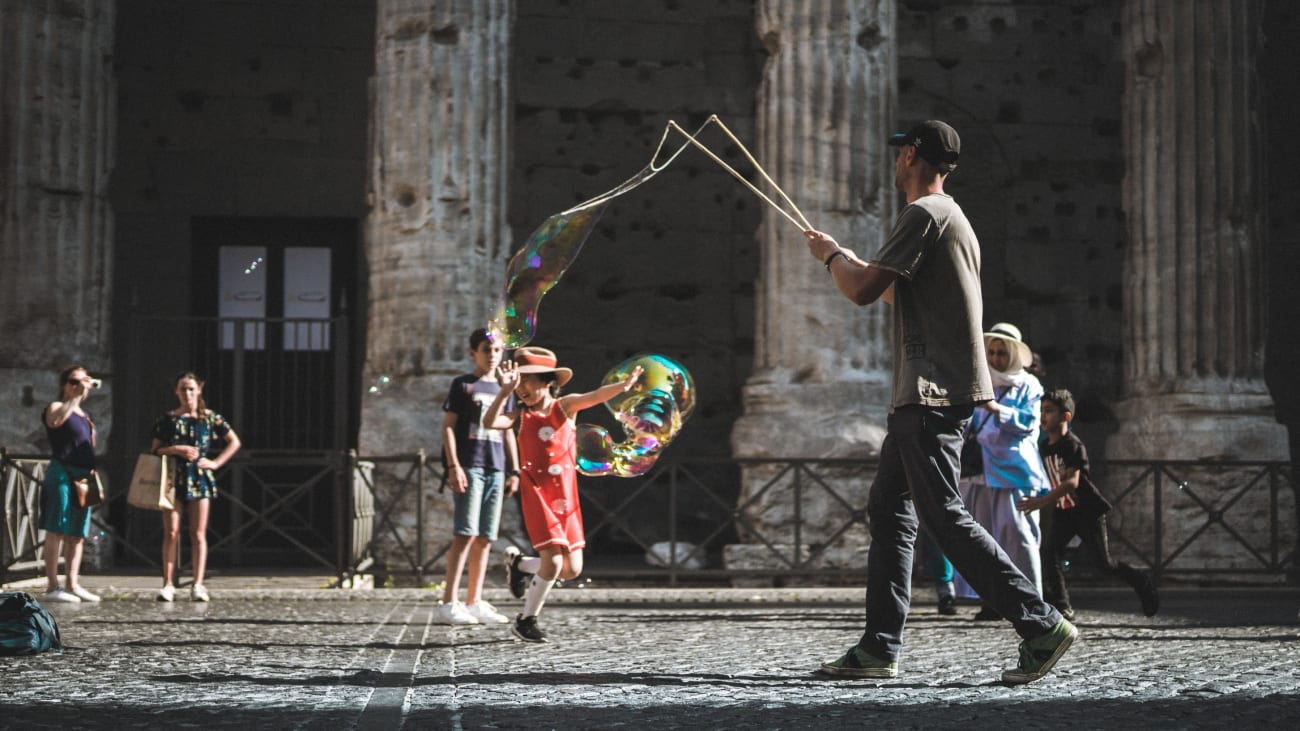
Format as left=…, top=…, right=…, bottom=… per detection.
left=416, top=449, right=426, bottom=586
left=668, top=462, right=678, bottom=586
left=793, top=461, right=803, bottom=568
left=1152, top=464, right=1163, bottom=581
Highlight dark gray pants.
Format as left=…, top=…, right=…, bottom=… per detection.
left=859, top=405, right=1060, bottom=661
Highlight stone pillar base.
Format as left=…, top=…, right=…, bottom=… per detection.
left=1106, top=392, right=1287, bottom=461
left=732, top=377, right=890, bottom=460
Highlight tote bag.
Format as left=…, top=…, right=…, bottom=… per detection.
left=126, top=454, right=173, bottom=511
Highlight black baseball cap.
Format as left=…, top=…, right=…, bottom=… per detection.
left=888, top=120, right=960, bottom=172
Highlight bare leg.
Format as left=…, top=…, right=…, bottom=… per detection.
left=441, top=534, right=473, bottom=603
left=43, top=533, right=63, bottom=591
left=559, top=548, right=584, bottom=581
left=161, top=508, right=182, bottom=586
left=464, top=537, right=493, bottom=605
left=189, top=498, right=210, bottom=587
left=63, top=536, right=85, bottom=590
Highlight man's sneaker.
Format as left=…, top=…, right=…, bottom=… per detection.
left=1002, top=618, right=1078, bottom=685
left=70, top=586, right=102, bottom=603
left=503, top=546, right=529, bottom=599
left=45, top=587, right=81, bottom=603
left=512, top=614, right=548, bottom=643
left=433, top=602, right=480, bottom=625
left=818, top=645, right=898, bottom=678
left=191, top=584, right=210, bottom=602
left=465, top=601, right=510, bottom=624
left=157, top=584, right=176, bottom=602
left=937, top=595, right=958, bottom=616
left=1137, top=573, right=1160, bottom=616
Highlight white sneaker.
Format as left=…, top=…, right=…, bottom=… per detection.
left=433, top=601, right=480, bottom=625
left=191, top=584, right=210, bottom=602
left=464, top=600, right=510, bottom=624
left=45, top=587, right=81, bottom=603
left=70, top=586, right=102, bottom=603
left=158, top=584, right=176, bottom=602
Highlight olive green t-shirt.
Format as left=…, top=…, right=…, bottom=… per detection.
left=870, top=193, right=993, bottom=409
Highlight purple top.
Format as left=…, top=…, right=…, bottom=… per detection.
left=45, top=407, right=96, bottom=469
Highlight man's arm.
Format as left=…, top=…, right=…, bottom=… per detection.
left=804, top=230, right=899, bottom=306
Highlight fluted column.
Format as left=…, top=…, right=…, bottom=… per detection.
left=359, top=0, right=512, bottom=454
left=1109, top=0, right=1285, bottom=461
left=725, top=0, right=895, bottom=569
left=0, top=0, right=116, bottom=450
left=732, top=0, right=895, bottom=461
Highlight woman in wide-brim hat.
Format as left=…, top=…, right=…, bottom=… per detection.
left=954, top=322, right=1050, bottom=618
left=480, top=346, right=641, bottom=643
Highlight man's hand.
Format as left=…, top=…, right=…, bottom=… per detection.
left=804, top=229, right=840, bottom=263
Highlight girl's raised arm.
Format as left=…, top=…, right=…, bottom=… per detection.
left=483, top=361, right=519, bottom=428
left=559, top=366, right=644, bottom=419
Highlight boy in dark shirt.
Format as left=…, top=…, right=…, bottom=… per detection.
left=1017, top=389, right=1159, bottom=619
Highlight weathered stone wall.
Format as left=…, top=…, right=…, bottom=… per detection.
left=897, top=0, right=1128, bottom=451
left=109, top=0, right=373, bottom=448
left=510, top=0, right=763, bottom=460
left=0, top=0, right=116, bottom=452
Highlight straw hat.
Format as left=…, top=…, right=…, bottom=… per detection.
left=983, top=322, right=1032, bottom=372
left=512, top=346, right=573, bottom=386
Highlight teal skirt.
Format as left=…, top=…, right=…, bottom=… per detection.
left=40, top=460, right=93, bottom=539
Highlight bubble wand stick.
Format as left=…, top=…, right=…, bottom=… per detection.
left=659, top=114, right=813, bottom=232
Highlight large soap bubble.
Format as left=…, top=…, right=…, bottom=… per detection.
left=576, top=354, right=695, bottom=478
left=487, top=204, right=608, bottom=349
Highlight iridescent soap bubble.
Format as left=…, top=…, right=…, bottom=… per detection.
left=577, top=354, right=695, bottom=478
left=488, top=204, right=607, bottom=348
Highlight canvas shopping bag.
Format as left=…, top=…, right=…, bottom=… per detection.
left=126, top=454, right=173, bottom=511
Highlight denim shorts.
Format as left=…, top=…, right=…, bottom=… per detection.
left=453, top=467, right=504, bottom=539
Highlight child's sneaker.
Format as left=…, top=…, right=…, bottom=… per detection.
left=433, top=602, right=480, bottom=625
left=1002, top=618, right=1078, bottom=685
left=503, top=546, right=529, bottom=599
left=464, top=600, right=509, bottom=624
left=818, top=645, right=898, bottom=678
left=512, top=614, right=547, bottom=643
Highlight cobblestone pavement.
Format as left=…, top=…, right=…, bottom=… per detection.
left=2, top=584, right=1298, bottom=729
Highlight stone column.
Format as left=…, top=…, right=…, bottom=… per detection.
left=0, top=0, right=116, bottom=450
left=360, top=0, right=513, bottom=456
left=1108, top=0, right=1291, bottom=575
left=727, top=0, right=896, bottom=574
left=1110, top=0, right=1285, bottom=461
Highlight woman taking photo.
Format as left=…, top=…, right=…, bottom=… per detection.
left=151, top=371, right=241, bottom=602
left=40, top=365, right=103, bottom=603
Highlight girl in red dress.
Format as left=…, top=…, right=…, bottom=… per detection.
left=483, top=346, right=642, bottom=643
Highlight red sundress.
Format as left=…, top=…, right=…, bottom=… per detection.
left=517, top=400, right=585, bottom=552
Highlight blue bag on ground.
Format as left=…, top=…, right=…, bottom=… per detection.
left=0, top=591, right=64, bottom=655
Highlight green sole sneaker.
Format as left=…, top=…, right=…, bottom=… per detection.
left=1002, top=618, right=1078, bottom=685
left=818, top=645, right=898, bottom=678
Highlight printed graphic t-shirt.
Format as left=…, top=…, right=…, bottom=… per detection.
left=442, top=374, right=513, bottom=471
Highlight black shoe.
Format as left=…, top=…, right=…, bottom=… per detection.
left=972, top=605, right=1002, bottom=621
left=512, top=614, right=548, bottom=643
left=504, top=546, right=529, bottom=599
left=1137, top=573, right=1160, bottom=616
left=938, top=596, right=958, bottom=616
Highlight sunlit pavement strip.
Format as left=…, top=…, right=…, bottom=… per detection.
left=1, top=586, right=1298, bottom=728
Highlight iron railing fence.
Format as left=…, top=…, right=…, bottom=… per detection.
left=4, top=449, right=1294, bottom=586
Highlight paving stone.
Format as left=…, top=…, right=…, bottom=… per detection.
left=1, top=586, right=1298, bottom=728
